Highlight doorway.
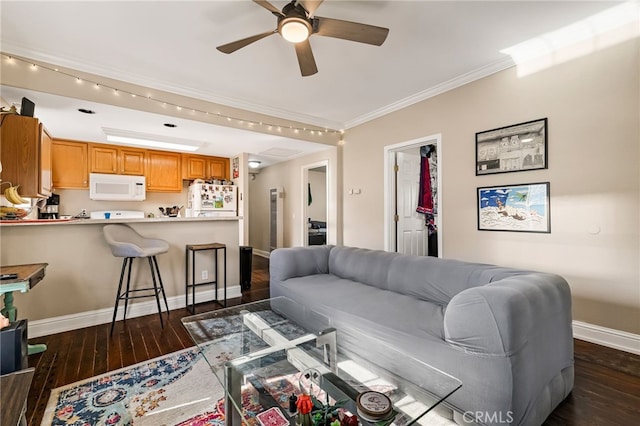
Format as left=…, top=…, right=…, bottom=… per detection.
left=269, top=187, right=283, bottom=251
left=384, top=134, right=442, bottom=256
left=302, top=160, right=329, bottom=246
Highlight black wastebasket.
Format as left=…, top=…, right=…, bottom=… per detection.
left=239, top=246, right=253, bottom=291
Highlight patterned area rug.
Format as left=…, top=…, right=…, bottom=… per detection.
left=42, top=328, right=455, bottom=426
left=42, top=333, right=280, bottom=426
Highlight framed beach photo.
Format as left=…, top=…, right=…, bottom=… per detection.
left=476, top=118, right=547, bottom=175
left=477, top=182, right=550, bottom=233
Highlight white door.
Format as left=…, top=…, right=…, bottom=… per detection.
left=396, top=151, right=428, bottom=255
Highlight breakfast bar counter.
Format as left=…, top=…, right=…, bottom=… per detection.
left=0, top=217, right=241, bottom=337
left=0, top=216, right=240, bottom=226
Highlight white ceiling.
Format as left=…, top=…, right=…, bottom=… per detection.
left=0, top=1, right=623, bottom=164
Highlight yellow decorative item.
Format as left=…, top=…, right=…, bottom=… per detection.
left=4, top=184, right=29, bottom=204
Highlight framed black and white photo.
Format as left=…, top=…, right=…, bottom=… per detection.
left=477, top=182, right=550, bottom=233
left=476, top=118, right=547, bottom=175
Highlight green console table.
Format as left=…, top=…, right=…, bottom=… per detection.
left=0, top=263, right=48, bottom=355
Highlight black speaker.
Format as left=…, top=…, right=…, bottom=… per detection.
left=239, top=246, right=253, bottom=291
left=20, top=97, right=35, bottom=117
left=1, top=319, right=28, bottom=375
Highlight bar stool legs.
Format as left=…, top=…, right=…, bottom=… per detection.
left=110, top=256, right=169, bottom=336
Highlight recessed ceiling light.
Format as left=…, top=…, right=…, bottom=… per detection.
left=164, top=123, right=177, bottom=128
left=78, top=108, right=95, bottom=114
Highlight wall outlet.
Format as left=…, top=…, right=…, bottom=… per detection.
left=202, top=270, right=208, bottom=280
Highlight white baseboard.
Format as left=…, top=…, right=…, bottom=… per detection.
left=28, top=286, right=242, bottom=339
left=253, top=249, right=270, bottom=258
left=573, top=320, right=640, bottom=355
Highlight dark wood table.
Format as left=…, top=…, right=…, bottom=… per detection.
left=0, top=368, right=35, bottom=426
left=0, top=263, right=48, bottom=354
left=0, top=263, right=47, bottom=322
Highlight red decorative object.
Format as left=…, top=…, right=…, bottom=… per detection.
left=296, top=394, right=314, bottom=415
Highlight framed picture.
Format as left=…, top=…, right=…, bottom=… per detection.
left=232, top=157, right=239, bottom=179
left=477, top=182, right=550, bottom=233
left=476, top=118, right=547, bottom=175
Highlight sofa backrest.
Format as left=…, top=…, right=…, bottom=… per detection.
left=387, top=255, right=530, bottom=305
left=328, top=246, right=399, bottom=289
left=329, top=246, right=530, bottom=305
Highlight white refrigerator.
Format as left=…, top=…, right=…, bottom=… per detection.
left=186, top=182, right=237, bottom=217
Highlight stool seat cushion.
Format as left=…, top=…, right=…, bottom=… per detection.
left=103, top=224, right=169, bottom=258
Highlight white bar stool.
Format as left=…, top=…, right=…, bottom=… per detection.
left=103, top=224, right=170, bottom=335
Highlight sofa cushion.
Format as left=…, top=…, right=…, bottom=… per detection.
left=278, top=273, right=445, bottom=340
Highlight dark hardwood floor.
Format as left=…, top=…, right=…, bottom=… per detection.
left=26, top=255, right=640, bottom=425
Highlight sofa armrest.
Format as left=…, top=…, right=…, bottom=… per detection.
left=443, top=273, right=572, bottom=356
left=270, top=246, right=333, bottom=283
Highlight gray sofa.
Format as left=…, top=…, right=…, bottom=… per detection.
left=269, top=245, right=574, bottom=426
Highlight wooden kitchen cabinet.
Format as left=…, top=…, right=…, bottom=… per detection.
left=120, top=148, right=146, bottom=175
left=89, top=144, right=145, bottom=175
left=182, top=154, right=229, bottom=180
left=0, top=115, right=52, bottom=198
left=208, top=157, right=229, bottom=179
left=146, top=150, right=182, bottom=192
left=182, top=154, right=207, bottom=180
left=52, top=139, right=89, bottom=188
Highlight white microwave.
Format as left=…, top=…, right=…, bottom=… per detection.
left=89, top=173, right=146, bottom=201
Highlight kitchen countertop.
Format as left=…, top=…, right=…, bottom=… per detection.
left=0, top=216, right=241, bottom=226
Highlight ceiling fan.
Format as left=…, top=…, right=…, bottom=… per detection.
left=217, top=0, right=389, bottom=76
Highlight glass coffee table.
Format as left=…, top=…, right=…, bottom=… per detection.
left=182, top=298, right=461, bottom=426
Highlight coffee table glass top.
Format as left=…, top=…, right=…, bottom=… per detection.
left=182, top=298, right=461, bottom=426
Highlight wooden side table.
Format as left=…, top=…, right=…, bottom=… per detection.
left=0, top=263, right=48, bottom=354
left=1, top=368, right=35, bottom=426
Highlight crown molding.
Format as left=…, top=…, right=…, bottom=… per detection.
left=1, top=43, right=344, bottom=131
left=3, top=43, right=514, bottom=133
left=344, top=57, right=516, bottom=129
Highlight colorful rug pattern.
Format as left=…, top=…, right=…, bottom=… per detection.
left=43, top=342, right=302, bottom=425
left=43, top=310, right=307, bottom=426
left=46, top=347, right=201, bottom=425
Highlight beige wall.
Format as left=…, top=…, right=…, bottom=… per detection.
left=342, top=40, right=640, bottom=334
left=248, top=148, right=339, bottom=252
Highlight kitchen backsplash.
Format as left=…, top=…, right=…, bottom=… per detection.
left=54, top=181, right=191, bottom=218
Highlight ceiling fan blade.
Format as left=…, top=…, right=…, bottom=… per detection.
left=297, top=0, right=324, bottom=17
left=294, top=39, right=318, bottom=76
left=253, top=0, right=284, bottom=16
left=314, top=16, right=389, bottom=46
left=217, top=30, right=277, bottom=54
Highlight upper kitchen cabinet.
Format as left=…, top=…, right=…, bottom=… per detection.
left=208, top=157, right=230, bottom=180
left=182, top=154, right=230, bottom=180
left=52, top=139, right=88, bottom=189
left=146, top=150, right=182, bottom=192
left=89, top=143, right=145, bottom=175
left=0, top=115, right=52, bottom=198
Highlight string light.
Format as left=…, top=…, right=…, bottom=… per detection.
left=2, top=53, right=341, bottom=138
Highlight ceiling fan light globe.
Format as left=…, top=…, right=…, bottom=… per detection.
left=280, top=19, right=310, bottom=43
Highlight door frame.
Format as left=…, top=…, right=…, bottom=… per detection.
left=301, top=160, right=330, bottom=246
left=383, top=134, right=442, bottom=255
